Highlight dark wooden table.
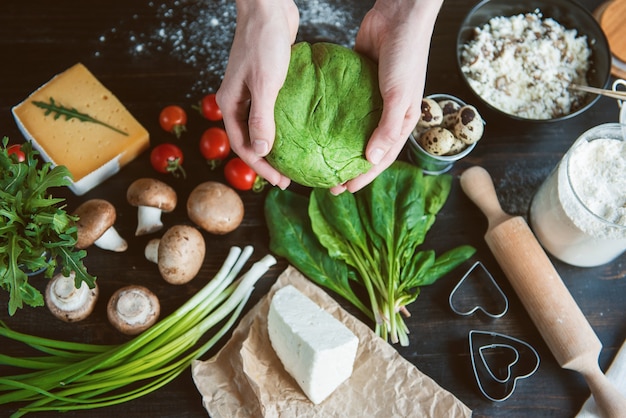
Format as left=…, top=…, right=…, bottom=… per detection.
left=1, top=1, right=624, bottom=417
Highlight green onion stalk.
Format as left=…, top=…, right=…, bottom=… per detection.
left=0, top=245, right=276, bottom=417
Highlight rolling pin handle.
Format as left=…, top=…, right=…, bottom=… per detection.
left=459, top=166, right=511, bottom=228
left=581, top=365, right=626, bottom=418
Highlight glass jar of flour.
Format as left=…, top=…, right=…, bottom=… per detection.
left=529, top=123, right=626, bottom=267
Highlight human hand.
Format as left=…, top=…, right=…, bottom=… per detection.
left=332, top=0, right=443, bottom=194
left=216, top=0, right=299, bottom=190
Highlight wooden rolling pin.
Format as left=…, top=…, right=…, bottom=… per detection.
left=459, top=166, right=626, bottom=418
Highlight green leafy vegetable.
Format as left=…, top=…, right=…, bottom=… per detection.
left=263, top=187, right=372, bottom=317
left=32, top=97, right=128, bottom=136
left=265, top=161, right=475, bottom=345
left=0, top=246, right=275, bottom=417
left=0, top=137, right=95, bottom=315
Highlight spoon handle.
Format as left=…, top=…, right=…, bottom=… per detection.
left=569, top=84, right=626, bottom=101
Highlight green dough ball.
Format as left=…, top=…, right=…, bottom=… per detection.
left=268, top=42, right=383, bottom=188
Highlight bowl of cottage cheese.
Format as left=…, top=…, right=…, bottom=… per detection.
left=457, top=0, right=611, bottom=122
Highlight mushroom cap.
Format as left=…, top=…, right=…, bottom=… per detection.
left=45, top=271, right=99, bottom=322
left=157, top=225, right=206, bottom=284
left=187, top=181, right=244, bottom=235
left=73, top=199, right=117, bottom=249
left=127, top=178, right=177, bottom=212
left=107, top=285, right=160, bottom=335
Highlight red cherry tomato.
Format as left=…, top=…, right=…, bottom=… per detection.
left=199, top=127, right=230, bottom=169
left=198, top=93, right=222, bottom=121
left=7, top=144, right=26, bottom=162
left=159, top=105, right=187, bottom=138
left=224, top=157, right=265, bottom=192
left=150, top=143, right=186, bottom=178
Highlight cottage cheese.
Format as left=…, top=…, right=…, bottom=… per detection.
left=460, top=11, right=591, bottom=119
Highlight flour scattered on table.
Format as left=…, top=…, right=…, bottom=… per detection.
left=97, top=0, right=364, bottom=95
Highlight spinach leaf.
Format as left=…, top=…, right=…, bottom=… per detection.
left=264, top=161, right=475, bottom=346
left=264, top=187, right=372, bottom=317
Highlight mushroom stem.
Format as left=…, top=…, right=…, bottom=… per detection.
left=49, top=274, right=90, bottom=310
left=144, top=238, right=160, bottom=264
left=94, top=226, right=128, bottom=252
left=107, top=285, right=160, bottom=335
left=116, top=290, right=154, bottom=325
left=136, top=205, right=165, bottom=236
left=45, top=271, right=98, bottom=322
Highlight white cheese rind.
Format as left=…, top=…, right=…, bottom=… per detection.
left=267, top=285, right=358, bottom=404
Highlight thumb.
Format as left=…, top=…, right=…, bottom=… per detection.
left=366, top=101, right=407, bottom=164
left=247, top=92, right=278, bottom=157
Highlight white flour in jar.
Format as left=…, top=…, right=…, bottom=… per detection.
left=530, top=136, right=626, bottom=267
left=567, top=139, right=626, bottom=229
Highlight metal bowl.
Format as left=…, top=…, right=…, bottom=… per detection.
left=456, top=0, right=611, bottom=122
left=407, top=94, right=480, bottom=175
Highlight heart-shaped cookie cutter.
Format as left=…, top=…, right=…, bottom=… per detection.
left=469, top=330, right=540, bottom=402
left=449, top=261, right=508, bottom=318
left=479, top=343, right=519, bottom=383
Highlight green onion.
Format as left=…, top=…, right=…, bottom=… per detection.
left=0, top=245, right=276, bottom=417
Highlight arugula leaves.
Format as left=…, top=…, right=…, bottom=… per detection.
left=265, top=161, right=475, bottom=346
left=0, top=137, right=96, bottom=315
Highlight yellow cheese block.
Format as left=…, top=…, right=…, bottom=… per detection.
left=12, top=63, right=149, bottom=195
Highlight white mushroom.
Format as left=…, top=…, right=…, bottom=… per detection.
left=126, top=178, right=177, bottom=236
left=144, top=224, right=206, bottom=285
left=45, top=271, right=98, bottom=322
left=187, top=181, right=244, bottom=235
left=107, top=285, right=160, bottom=335
left=73, top=199, right=128, bottom=252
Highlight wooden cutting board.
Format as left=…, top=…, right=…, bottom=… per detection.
left=595, top=0, right=626, bottom=78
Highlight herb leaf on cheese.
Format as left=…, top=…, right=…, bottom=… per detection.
left=32, top=97, right=129, bottom=136
left=0, top=137, right=96, bottom=315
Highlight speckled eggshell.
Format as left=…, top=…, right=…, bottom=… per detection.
left=446, top=138, right=468, bottom=155
left=418, top=127, right=455, bottom=155
left=416, top=98, right=444, bottom=129
left=454, top=105, right=484, bottom=144
left=438, top=99, right=461, bottom=129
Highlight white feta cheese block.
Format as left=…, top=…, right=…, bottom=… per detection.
left=267, top=285, right=359, bottom=404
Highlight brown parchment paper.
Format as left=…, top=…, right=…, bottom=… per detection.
left=191, top=266, right=471, bottom=418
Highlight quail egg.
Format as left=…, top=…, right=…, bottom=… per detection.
left=438, top=99, right=462, bottom=129
left=453, top=105, right=484, bottom=144
left=416, top=97, right=444, bottom=129
left=446, top=138, right=468, bottom=155
left=418, top=127, right=455, bottom=155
